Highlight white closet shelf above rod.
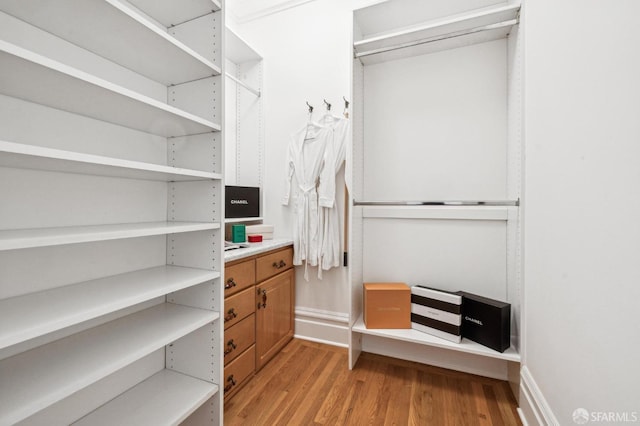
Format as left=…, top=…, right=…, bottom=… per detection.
left=353, top=200, right=519, bottom=207
left=353, top=3, right=520, bottom=63
left=225, top=72, right=260, bottom=97
left=355, top=19, right=517, bottom=59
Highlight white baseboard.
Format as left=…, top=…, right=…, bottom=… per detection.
left=294, top=334, right=348, bottom=348
left=517, top=408, right=530, bottom=426
left=519, top=366, right=558, bottom=426
left=294, top=307, right=349, bottom=347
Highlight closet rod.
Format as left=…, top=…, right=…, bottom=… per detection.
left=353, top=200, right=519, bottom=207
left=225, top=72, right=261, bottom=97
left=355, top=19, right=518, bottom=59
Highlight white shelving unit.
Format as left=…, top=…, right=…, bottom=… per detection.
left=126, top=0, right=222, bottom=26
left=0, top=1, right=225, bottom=424
left=352, top=316, right=520, bottom=362
left=0, top=0, right=221, bottom=84
left=354, top=2, right=519, bottom=64
left=224, top=30, right=263, bottom=185
left=361, top=205, right=514, bottom=221
left=223, top=28, right=264, bottom=238
left=225, top=217, right=264, bottom=224
left=0, top=41, right=219, bottom=137
left=74, top=369, right=218, bottom=426
left=0, top=141, right=222, bottom=181
left=0, top=266, right=220, bottom=350
left=350, top=0, right=523, bottom=388
left=0, top=221, right=220, bottom=251
left=0, top=303, right=216, bottom=425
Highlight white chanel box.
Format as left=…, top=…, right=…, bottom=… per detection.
left=411, top=285, right=462, bottom=343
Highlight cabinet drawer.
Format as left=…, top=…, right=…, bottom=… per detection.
left=224, top=344, right=255, bottom=400
left=224, top=286, right=255, bottom=330
left=225, top=258, right=256, bottom=297
left=256, top=247, right=293, bottom=282
left=224, top=313, right=255, bottom=365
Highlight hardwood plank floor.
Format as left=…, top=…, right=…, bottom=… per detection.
left=224, top=339, right=521, bottom=425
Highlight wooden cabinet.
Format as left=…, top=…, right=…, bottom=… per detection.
left=256, top=247, right=293, bottom=282
left=223, top=245, right=294, bottom=400
left=224, top=314, right=255, bottom=364
left=256, top=268, right=294, bottom=371
left=223, top=345, right=256, bottom=399
left=225, top=258, right=256, bottom=297
left=224, top=286, right=255, bottom=330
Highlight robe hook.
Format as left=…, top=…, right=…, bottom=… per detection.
left=324, top=99, right=331, bottom=111
left=306, top=101, right=313, bottom=113
left=343, top=96, right=350, bottom=109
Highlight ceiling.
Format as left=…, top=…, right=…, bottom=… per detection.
left=226, top=0, right=318, bottom=23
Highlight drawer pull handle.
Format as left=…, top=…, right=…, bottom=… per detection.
left=257, top=288, right=267, bottom=309
left=224, top=308, right=237, bottom=322
left=272, top=260, right=286, bottom=269
left=225, top=278, right=237, bottom=290
left=224, top=339, right=237, bottom=356
left=224, top=375, right=236, bottom=393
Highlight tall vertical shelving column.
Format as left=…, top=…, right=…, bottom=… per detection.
left=0, top=0, right=225, bottom=424
left=349, top=0, right=523, bottom=390
left=224, top=27, right=263, bottom=190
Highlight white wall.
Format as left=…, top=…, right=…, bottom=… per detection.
left=362, top=39, right=507, bottom=201
left=522, top=0, right=640, bottom=424
left=231, top=0, right=379, bottom=344
left=232, top=1, right=640, bottom=420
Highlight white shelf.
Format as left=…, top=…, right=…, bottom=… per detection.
left=354, top=3, right=520, bottom=65
left=361, top=205, right=512, bottom=221
left=210, top=0, right=222, bottom=12
left=0, top=265, right=220, bottom=350
left=0, top=40, right=220, bottom=137
left=0, top=141, right=221, bottom=182
left=0, top=0, right=220, bottom=85
left=224, top=217, right=264, bottom=223
left=352, top=315, right=520, bottom=363
left=127, top=0, right=221, bottom=27
left=0, top=303, right=217, bottom=425
left=0, top=221, right=220, bottom=251
left=226, top=28, right=262, bottom=64
left=74, top=369, right=217, bottom=426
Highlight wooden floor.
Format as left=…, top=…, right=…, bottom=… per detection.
left=224, top=339, right=521, bottom=425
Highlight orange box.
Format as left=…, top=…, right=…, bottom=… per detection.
left=363, top=282, right=411, bottom=329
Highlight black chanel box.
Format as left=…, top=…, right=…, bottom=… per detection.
left=457, top=291, right=511, bottom=353
left=225, top=186, right=260, bottom=218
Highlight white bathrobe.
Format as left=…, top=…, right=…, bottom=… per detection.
left=283, top=122, right=335, bottom=280
left=317, top=115, right=350, bottom=275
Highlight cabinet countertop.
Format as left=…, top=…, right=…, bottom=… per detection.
left=224, top=238, right=293, bottom=263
